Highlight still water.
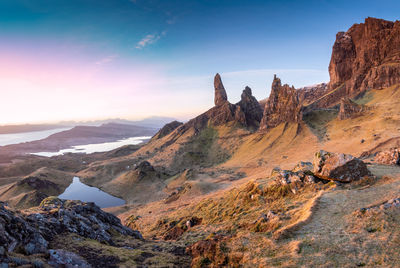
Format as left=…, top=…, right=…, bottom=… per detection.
left=59, top=177, right=125, bottom=208
left=33, top=136, right=151, bottom=157
left=0, top=128, right=72, bottom=146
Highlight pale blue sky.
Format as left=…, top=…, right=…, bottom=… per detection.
left=0, top=0, right=399, bottom=123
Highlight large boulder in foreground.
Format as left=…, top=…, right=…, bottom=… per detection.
left=313, top=150, right=371, bottom=182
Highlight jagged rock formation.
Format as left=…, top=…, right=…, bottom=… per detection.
left=259, top=75, right=302, bottom=130
left=152, top=121, right=183, bottom=140
left=304, top=18, right=400, bottom=110
left=329, top=17, right=400, bottom=93
left=171, top=74, right=249, bottom=134
left=338, top=97, right=363, bottom=120
left=214, top=73, right=228, bottom=106
left=237, top=86, right=263, bottom=127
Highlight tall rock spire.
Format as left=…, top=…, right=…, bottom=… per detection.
left=214, top=73, right=228, bottom=106
left=259, top=75, right=302, bottom=131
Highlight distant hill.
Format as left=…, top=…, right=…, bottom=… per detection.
left=0, top=123, right=157, bottom=156
left=0, top=116, right=176, bottom=135
left=59, top=116, right=177, bottom=129
left=0, top=124, right=67, bottom=134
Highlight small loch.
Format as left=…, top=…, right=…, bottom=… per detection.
left=59, top=177, right=125, bottom=208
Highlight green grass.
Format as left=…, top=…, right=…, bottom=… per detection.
left=353, top=90, right=375, bottom=105
left=303, top=110, right=338, bottom=141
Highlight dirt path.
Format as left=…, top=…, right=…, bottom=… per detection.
left=287, top=165, right=400, bottom=267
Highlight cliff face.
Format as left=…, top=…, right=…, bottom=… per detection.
left=329, top=17, right=400, bottom=94
left=259, top=75, right=302, bottom=130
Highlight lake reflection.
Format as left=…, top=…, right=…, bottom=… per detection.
left=59, top=177, right=125, bottom=208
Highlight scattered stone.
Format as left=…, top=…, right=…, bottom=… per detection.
left=375, top=148, right=400, bottom=165
left=271, top=166, right=319, bottom=187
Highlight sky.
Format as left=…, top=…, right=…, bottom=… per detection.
left=0, top=0, right=400, bottom=124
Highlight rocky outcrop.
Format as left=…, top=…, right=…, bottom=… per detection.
left=260, top=75, right=302, bottom=130
left=303, top=18, right=400, bottom=110
left=214, top=73, right=228, bottom=106
left=152, top=121, right=183, bottom=140
left=338, top=97, right=363, bottom=120
left=329, top=17, right=400, bottom=94
left=172, top=74, right=248, bottom=134
left=375, top=148, right=400, bottom=165
left=0, top=198, right=142, bottom=266
left=237, top=86, right=263, bottom=127
left=271, top=166, right=319, bottom=188
left=313, top=150, right=371, bottom=182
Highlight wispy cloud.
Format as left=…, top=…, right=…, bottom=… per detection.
left=95, top=54, right=118, bottom=65
left=135, top=31, right=166, bottom=49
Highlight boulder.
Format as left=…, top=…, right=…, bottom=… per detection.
left=313, top=150, right=371, bottom=182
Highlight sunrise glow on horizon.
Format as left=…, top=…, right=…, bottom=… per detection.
left=1, top=0, right=399, bottom=125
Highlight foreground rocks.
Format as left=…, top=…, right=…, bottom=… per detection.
left=272, top=150, right=372, bottom=188
left=0, top=197, right=142, bottom=266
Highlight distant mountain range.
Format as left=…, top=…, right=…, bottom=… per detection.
left=0, top=116, right=176, bottom=135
